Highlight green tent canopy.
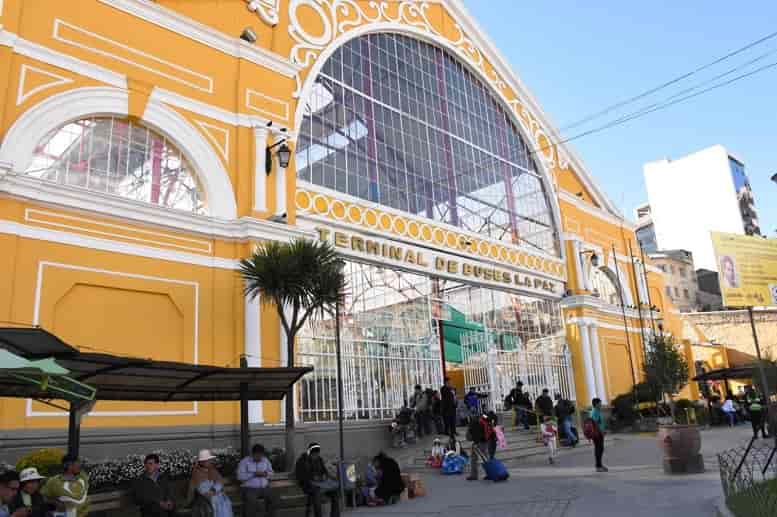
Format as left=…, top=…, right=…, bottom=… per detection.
left=440, top=305, right=484, bottom=364
left=0, top=348, right=96, bottom=401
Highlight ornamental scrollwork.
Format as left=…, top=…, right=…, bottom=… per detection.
left=246, top=0, right=281, bottom=26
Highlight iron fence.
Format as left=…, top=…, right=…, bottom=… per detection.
left=718, top=439, right=777, bottom=517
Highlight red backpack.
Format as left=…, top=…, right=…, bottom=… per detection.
left=583, top=417, right=601, bottom=440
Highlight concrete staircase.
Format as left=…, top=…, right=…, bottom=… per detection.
left=396, top=420, right=589, bottom=471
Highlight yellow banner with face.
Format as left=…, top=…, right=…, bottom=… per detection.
left=711, top=232, right=777, bottom=307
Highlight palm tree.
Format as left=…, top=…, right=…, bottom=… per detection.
left=239, top=238, right=347, bottom=464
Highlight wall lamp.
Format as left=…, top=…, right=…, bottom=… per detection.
left=580, top=249, right=599, bottom=268
left=240, top=27, right=257, bottom=43
left=266, top=140, right=291, bottom=175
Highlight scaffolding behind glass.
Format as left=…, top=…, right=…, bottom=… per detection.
left=296, top=261, right=442, bottom=422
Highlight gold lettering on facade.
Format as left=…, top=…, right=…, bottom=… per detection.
left=447, top=260, right=458, bottom=274
left=435, top=258, right=446, bottom=270
left=366, top=240, right=380, bottom=255
left=463, top=263, right=473, bottom=276
left=405, top=249, right=417, bottom=264
left=316, top=228, right=331, bottom=241
left=334, top=232, right=348, bottom=248
left=418, top=252, right=429, bottom=267
left=351, top=236, right=365, bottom=252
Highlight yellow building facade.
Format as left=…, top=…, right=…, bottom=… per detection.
left=0, top=0, right=687, bottom=451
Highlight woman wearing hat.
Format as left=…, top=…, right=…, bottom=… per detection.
left=188, top=450, right=233, bottom=517
left=10, top=468, right=49, bottom=517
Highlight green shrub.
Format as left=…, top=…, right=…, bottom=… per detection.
left=16, top=448, right=65, bottom=477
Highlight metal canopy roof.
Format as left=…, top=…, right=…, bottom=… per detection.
left=0, top=327, right=78, bottom=359
left=692, top=366, right=754, bottom=382
left=0, top=328, right=311, bottom=402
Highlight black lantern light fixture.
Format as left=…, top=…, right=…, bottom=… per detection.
left=265, top=140, right=291, bottom=175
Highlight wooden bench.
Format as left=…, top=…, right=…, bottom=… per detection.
left=88, top=475, right=323, bottom=517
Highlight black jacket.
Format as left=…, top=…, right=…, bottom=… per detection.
left=294, top=453, right=330, bottom=493
left=440, top=386, right=456, bottom=413
left=9, top=491, right=51, bottom=517
left=132, top=473, right=176, bottom=517
left=536, top=395, right=554, bottom=416
left=374, top=455, right=404, bottom=501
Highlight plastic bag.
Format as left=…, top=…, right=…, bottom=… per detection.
left=441, top=452, right=467, bottom=475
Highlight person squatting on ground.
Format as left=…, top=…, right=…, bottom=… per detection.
left=132, top=454, right=176, bottom=517
left=294, top=443, right=340, bottom=517
left=541, top=417, right=558, bottom=465
left=371, top=452, right=404, bottom=505
left=237, top=444, right=280, bottom=517
left=466, top=412, right=495, bottom=481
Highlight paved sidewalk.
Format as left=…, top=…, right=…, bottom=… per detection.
left=350, top=426, right=755, bottom=517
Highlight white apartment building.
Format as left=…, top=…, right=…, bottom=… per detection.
left=643, top=145, right=761, bottom=271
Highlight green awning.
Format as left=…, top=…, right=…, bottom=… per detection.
left=0, top=349, right=69, bottom=374
left=440, top=305, right=485, bottom=364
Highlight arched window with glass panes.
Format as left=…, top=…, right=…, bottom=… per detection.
left=296, top=33, right=559, bottom=257
left=25, top=116, right=206, bottom=214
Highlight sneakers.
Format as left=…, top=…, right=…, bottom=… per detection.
left=596, top=466, right=609, bottom=472
left=466, top=476, right=478, bottom=481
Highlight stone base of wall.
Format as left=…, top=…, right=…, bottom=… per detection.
left=686, top=309, right=777, bottom=359
left=0, top=420, right=393, bottom=464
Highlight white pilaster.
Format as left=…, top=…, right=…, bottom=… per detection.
left=253, top=127, right=269, bottom=212
left=244, top=292, right=263, bottom=423
left=578, top=321, right=597, bottom=403
left=571, top=239, right=585, bottom=291
left=588, top=323, right=608, bottom=404
left=275, top=163, right=287, bottom=216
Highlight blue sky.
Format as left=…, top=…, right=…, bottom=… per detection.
left=464, top=1, right=777, bottom=233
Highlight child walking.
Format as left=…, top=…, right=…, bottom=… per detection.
left=541, top=416, right=558, bottom=464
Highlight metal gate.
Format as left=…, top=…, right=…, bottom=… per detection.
left=462, top=331, right=576, bottom=411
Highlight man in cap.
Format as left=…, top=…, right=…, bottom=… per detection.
left=294, top=443, right=340, bottom=517
left=41, top=454, right=90, bottom=517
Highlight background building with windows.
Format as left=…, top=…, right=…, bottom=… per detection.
left=0, top=0, right=685, bottom=460
left=643, top=144, right=762, bottom=272
left=648, top=250, right=698, bottom=313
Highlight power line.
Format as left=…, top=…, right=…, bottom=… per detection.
left=541, top=57, right=777, bottom=152
left=558, top=29, right=777, bottom=132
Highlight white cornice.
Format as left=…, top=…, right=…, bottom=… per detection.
left=0, top=174, right=313, bottom=243
left=560, top=294, right=659, bottom=321
left=559, top=190, right=635, bottom=230
left=445, top=0, right=622, bottom=218
left=97, top=0, right=301, bottom=77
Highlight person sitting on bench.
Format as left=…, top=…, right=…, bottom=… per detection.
left=294, top=443, right=340, bottom=517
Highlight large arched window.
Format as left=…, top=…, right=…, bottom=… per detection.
left=590, top=267, right=622, bottom=306
left=297, top=33, right=559, bottom=256
left=25, top=116, right=206, bottom=213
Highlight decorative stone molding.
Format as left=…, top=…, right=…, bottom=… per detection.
left=246, top=0, right=281, bottom=27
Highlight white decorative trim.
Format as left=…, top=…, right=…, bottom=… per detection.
left=0, top=86, right=238, bottom=219
left=253, top=127, right=269, bottom=212
left=0, top=219, right=238, bottom=270
left=244, top=293, right=263, bottom=423
left=246, top=88, right=290, bottom=122
left=0, top=175, right=314, bottom=243
left=559, top=190, right=634, bottom=230
left=298, top=181, right=566, bottom=272
left=25, top=208, right=213, bottom=253
left=246, top=0, right=281, bottom=26
left=12, top=33, right=126, bottom=88
left=29, top=260, right=199, bottom=417
left=560, top=294, right=658, bottom=321
left=16, top=64, right=74, bottom=105
left=566, top=317, right=643, bottom=335
left=53, top=18, right=214, bottom=93
left=96, top=0, right=300, bottom=77
left=194, top=120, right=230, bottom=163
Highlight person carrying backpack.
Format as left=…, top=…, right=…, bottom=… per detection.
left=584, top=398, right=607, bottom=472
left=466, top=413, right=493, bottom=481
